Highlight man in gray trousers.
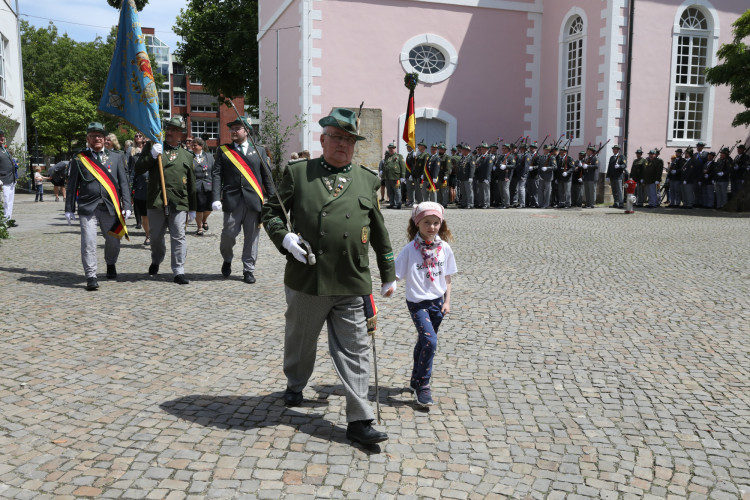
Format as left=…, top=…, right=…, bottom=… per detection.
left=65, top=122, right=132, bottom=291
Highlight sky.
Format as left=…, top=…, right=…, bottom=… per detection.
left=18, top=0, right=184, bottom=50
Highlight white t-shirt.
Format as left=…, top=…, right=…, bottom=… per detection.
left=395, top=236, right=457, bottom=303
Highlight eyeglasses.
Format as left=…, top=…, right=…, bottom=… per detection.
left=322, top=133, right=357, bottom=146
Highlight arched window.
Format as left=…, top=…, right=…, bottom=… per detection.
left=400, top=35, right=458, bottom=84
left=562, top=15, right=584, bottom=141
left=669, top=6, right=712, bottom=142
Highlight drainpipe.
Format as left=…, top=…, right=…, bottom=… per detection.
left=623, top=0, right=635, bottom=158
left=16, top=0, right=27, bottom=148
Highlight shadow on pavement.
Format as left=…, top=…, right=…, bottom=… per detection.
left=0, top=266, right=244, bottom=287
left=160, top=393, right=383, bottom=453
left=0, top=267, right=83, bottom=289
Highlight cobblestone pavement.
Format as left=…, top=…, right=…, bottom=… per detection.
left=2, top=193, right=750, bottom=499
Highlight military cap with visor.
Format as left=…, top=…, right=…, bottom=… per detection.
left=318, top=108, right=366, bottom=141
left=87, top=122, right=107, bottom=135
left=164, top=116, right=186, bottom=131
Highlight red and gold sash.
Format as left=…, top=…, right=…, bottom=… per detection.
left=77, top=152, right=129, bottom=240
left=424, top=162, right=438, bottom=192
left=220, top=145, right=264, bottom=203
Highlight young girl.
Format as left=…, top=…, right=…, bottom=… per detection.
left=394, top=201, right=457, bottom=407
left=33, top=166, right=49, bottom=202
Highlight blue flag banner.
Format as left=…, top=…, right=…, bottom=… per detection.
left=98, top=0, right=163, bottom=143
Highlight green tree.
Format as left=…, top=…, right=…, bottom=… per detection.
left=174, top=0, right=258, bottom=105
left=32, top=82, right=98, bottom=156
left=705, top=9, right=750, bottom=127
left=258, top=99, right=305, bottom=184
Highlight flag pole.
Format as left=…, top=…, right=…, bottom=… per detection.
left=157, top=154, right=169, bottom=216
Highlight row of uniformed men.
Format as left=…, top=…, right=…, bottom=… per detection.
left=381, top=140, right=750, bottom=210
left=381, top=140, right=612, bottom=209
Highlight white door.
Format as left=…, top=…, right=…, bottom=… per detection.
left=416, top=118, right=447, bottom=148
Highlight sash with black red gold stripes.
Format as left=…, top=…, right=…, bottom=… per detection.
left=77, top=152, right=129, bottom=240
left=219, top=145, right=264, bottom=203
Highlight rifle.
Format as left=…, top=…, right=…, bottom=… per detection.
left=593, top=139, right=611, bottom=157
left=552, top=134, right=566, bottom=149
left=728, top=139, right=742, bottom=156
left=225, top=98, right=316, bottom=265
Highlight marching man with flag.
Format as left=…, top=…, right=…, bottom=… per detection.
left=212, top=117, right=276, bottom=284
left=135, top=118, right=196, bottom=285
left=65, top=122, right=132, bottom=291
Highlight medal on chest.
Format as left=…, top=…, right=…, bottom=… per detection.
left=167, top=150, right=178, bottom=162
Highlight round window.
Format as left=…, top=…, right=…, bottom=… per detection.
left=400, top=34, right=458, bottom=84
left=408, top=45, right=446, bottom=75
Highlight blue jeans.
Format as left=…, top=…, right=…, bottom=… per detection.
left=407, top=297, right=444, bottom=389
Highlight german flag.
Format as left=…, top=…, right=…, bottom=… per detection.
left=402, top=89, right=416, bottom=150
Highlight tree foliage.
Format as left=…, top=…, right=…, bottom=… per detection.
left=32, top=82, right=98, bottom=156
left=174, top=0, right=258, bottom=106
left=705, top=9, right=750, bottom=127
left=258, top=99, right=306, bottom=184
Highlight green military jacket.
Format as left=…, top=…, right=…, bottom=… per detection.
left=438, top=154, right=452, bottom=186
left=381, top=152, right=406, bottom=181
left=135, top=143, right=197, bottom=212
left=262, top=157, right=396, bottom=296
left=631, top=157, right=647, bottom=182
left=415, top=151, right=430, bottom=179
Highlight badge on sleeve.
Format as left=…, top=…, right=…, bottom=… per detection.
left=361, top=227, right=369, bottom=243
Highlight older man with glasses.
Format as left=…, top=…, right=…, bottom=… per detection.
left=262, top=108, right=397, bottom=446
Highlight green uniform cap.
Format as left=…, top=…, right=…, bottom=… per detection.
left=87, top=122, right=107, bottom=134
left=164, top=117, right=186, bottom=131
left=318, top=108, right=366, bottom=141
left=227, top=116, right=252, bottom=130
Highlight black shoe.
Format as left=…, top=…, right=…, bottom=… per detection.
left=346, top=420, right=388, bottom=445
left=283, top=388, right=303, bottom=406
left=135, top=224, right=142, bottom=229
left=85, top=277, right=99, bottom=291
left=243, top=271, right=256, bottom=284
left=148, top=263, right=159, bottom=275
left=173, top=274, right=189, bottom=285
left=106, top=264, right=117, bottom=280
left=221, top=261, right=231, bottom=278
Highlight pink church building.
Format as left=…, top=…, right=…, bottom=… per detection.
left=258, top=0, right=749, bottom=168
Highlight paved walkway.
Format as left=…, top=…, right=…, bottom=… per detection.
left=1, top=192, right=750, bottom=499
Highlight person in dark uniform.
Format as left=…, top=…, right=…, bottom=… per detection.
left=64, top=122, right=132, bottom=291
left=714, top=148, right=731, bottom=208
left=538, top=145, right=556, bottom=208
left=212, top=117, right=275, bottom=283
left=496, top=144, right=515, bottom=208
left=571, top=151, right=585, bottom=207
left=556, top=145, right=573, bottom=208
left=404, top=144, right=416, bottom=207
left=527, top=142, right=540, bottom=208
left=382, top=142, right=406, bottom=209
left=414, top=140, right=429, bottom=204
left=0, top=129, right=19, bottom=222
left=731, top=144, right=748, bottom=197
left=582, top=145, right=599, bottom=208
left=135, top=117, right=197, bottom=284
left=606, top=144, right=626, bottom=208
left=680, top=148, right=699, bottom=209
left=192, top=137, right=214, bottom=236
left=474, top=142, right=491, bottom=208
left=457, top=143, right=476, bottom=208
left=262, top=108, right=396, bottom=446
left=667, top=149, right=685, bottom=207
left=630, top=148, right=647, bottom=207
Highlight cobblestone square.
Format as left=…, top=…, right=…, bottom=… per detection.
left=1, top=195, right=749, bottom=499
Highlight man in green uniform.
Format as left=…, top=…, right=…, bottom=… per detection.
left=262, top=108, right=396, bottom=446
left=630, top=148, right=647, bottom=207
left=437, top=143, right=451, bottom=208
left=135, top=117, right=197, bottom=284
left=414, top=140, right=429, bottom=204
left=382, top=142, right=406, bottom=209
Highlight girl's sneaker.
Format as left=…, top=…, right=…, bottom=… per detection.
left=415, top=386, right=434, bottom=407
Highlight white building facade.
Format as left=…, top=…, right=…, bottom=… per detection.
left=0, top=0, right=27, bottom=147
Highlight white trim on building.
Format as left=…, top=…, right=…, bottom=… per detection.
left=397, top=107, right=457, bottom=156
left=524, top=12, right=542, bottom=141
left=400, top=34, right=458, bottom=85
left=597, top=0, right=626, bottom=167
left=666, top=0, right=719, bottom=148
left=557, top=8, right=588, bottom=149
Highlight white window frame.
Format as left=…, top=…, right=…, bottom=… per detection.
left=400, top=34, right=458, bottom=84
left=191, top=120, right=219, bottom=140
left=173, top=92, right=186, bottom=107
left=0, top=34, right=7, bottom=101
left=667, top=2, right=719, bottom=147
left=558, top=10, right=587, bottom=148
left=191, top=104, right=218, bottom=113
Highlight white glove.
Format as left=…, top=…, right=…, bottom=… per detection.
left=408, top=176, right=412, bottom=181
left=211, top=201, right=222, bottom=211
left=577, top=178, right=583, bottom=183
left=717, top=172, right=724, bottom=177
left=656, top=181, right=660, bottom=185
left=671, top=170, right=677, bottom=174
left=562, top=172, right=568, bottom=177
left=492, top=166, right=496, bottom=171
left=151, top=143, right=163, bottom=158
left=432, top=178, right=438, bottom=184
left=541, top=167, right=548, bottom=172
left=400, top=178, right=405, bottom=183
left=640, top=179, right=644, bottom=183
left=282, top=233, right=308, bottom=263
left=381, top=280, right=397, bottom=297
left=683, top=181, right=687, bottom=185
left=124, top=210, right=131, bottom=219
left=65, top=212, right=75, bottom=225
left=187, top=211, right=196, bottom=223
left=483, top=179, right=490, bottom=184
left=468, top=178, right=473, bottom=183
left=500, top=165, right=506, bottom=170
